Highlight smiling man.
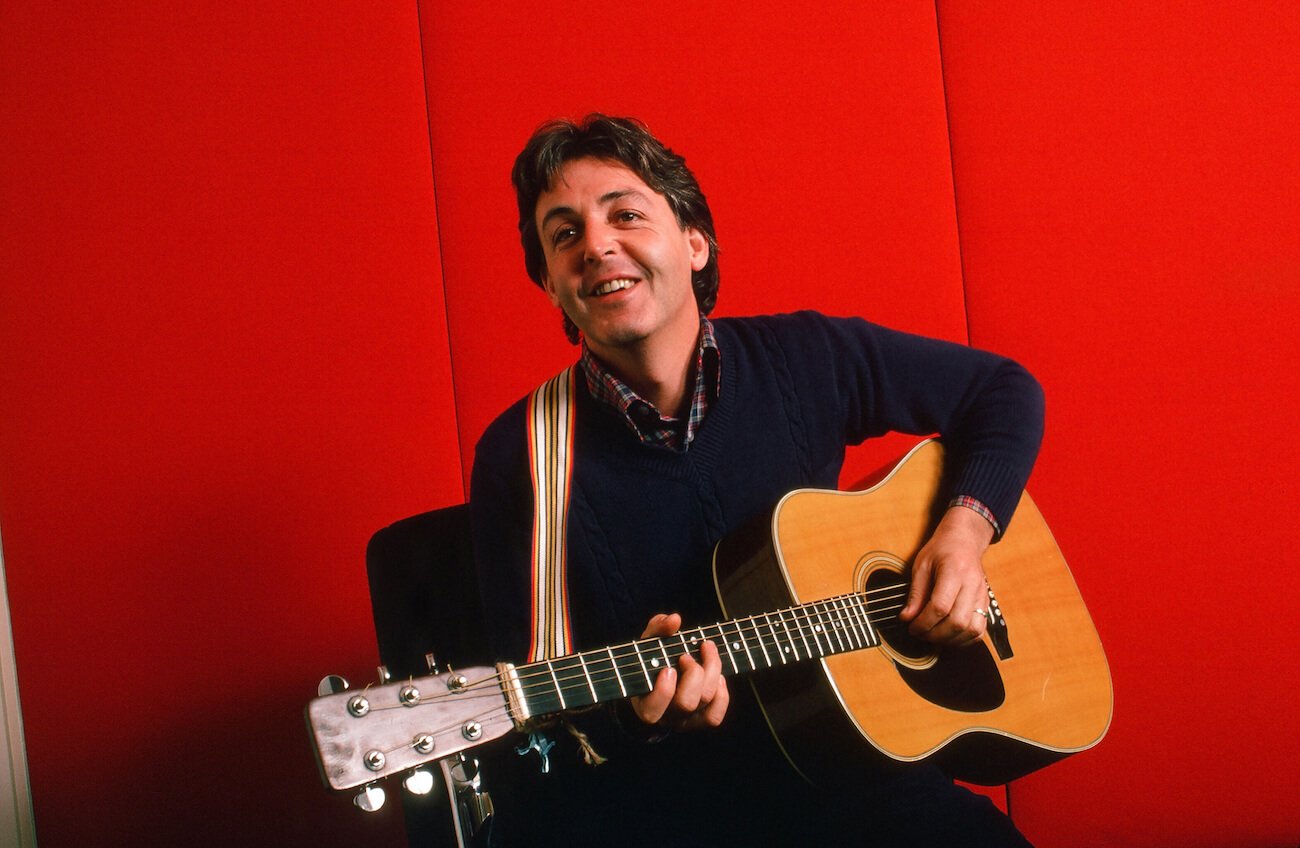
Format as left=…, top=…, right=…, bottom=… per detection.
left=468, top=115, right=1043, bottom=846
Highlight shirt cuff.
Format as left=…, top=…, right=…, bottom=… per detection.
left=948, top=495, right=1002, bottom=538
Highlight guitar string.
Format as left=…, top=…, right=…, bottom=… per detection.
left=388, top=588, right=913, bottom=718
left=365, top=587, right=913, bottom=736
left=503, top=589, right=913, bottom=700
left=355, top=591, right=936, bottom=761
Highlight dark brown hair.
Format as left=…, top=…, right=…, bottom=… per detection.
left=512, top=114, right=720, bottom=343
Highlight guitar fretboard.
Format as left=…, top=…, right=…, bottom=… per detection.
left=514, top=591, right=891, bottom=716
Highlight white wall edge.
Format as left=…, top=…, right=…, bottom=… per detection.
left=0, top=528, right=37, bottom=847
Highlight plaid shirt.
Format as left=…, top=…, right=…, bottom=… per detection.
left=579, top=316, right=720, bottom=453
left=579, top=316, right=1000, bottom=534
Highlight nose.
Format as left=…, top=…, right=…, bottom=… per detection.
left=582, top=220, right=616, bottom=263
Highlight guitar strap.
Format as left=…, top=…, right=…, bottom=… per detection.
left=520, top=365, right=610, bottom=770
left=525, top=364, right=577, bottom=663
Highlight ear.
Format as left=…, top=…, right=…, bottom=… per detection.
left=686, top=227, right=709, bottom=273
left=539, top=270, right=562, bottom=307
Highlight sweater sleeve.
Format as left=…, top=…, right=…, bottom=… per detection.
left=767, top=312, right=1045, bottom=532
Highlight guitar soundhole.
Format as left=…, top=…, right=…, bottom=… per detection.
left=865, top=568, right=932, bottom=663
left=866, top=567, right=1006, bottom=714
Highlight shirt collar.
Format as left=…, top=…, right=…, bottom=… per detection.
left=579, top=316, right=720, bottom=451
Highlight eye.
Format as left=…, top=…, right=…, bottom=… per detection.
left=551, top=225, right=578, bottom=246
left=614, top=209, right=641, bottom=223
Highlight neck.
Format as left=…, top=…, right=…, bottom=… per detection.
left=589, top=318, right=700, bottom=417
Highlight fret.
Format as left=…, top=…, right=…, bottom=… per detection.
left=581, top=649, right=623, bottom=702
left=606, top=646, right=627, bottom=698
left=846, top=595, right=871, bottom=647
left=784, top=607, right=812, bottom=660
left=846, top=594, right=875, bottom=648
left=824, top=600, right=848, bottom=653
left=576, top=652, right=598, bottom=702
left=854, top=594, right=878, bottom=646
left=614, top=644, right=652, bottom=698
left=811, top=601, right=836, bottom=653
left=763, top=613, right=788, bottom=664
left=723, top=619, right=755, bottom=672
left=659, top=639, right=673, bottom=672
left=553, top=655, right=598, bottom=708
left=684, top=628, right=707, bottom=667
left=807, top=605, right=829, bottom=656
left=709, top=623, right=740, bottom=674
left=547, top=660, right=567, bottom=709
left=824, top=598, right=848, bottom=651
left=632, top=640, right=655, bottom=691
left=832, top=597, right=860, bottom=651
left=645, top=642, right=668, bottom=674
left=750, top=615, right=773, bottom=669
left=516, top=663, right=562, bottom=716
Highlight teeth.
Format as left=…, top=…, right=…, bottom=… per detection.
left=592, top=278, right=635, bottom=296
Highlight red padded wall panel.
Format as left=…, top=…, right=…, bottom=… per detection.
left=417, top=1, right=974, bottom=491
left=938, top=3, right=1299, bottom=845
left=1, top=3, right=452, bottom=844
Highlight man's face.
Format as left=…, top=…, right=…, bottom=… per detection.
left=534, top=157, right=709, bottom=360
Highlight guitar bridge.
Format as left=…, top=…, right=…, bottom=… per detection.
left=985, top=585, right=1013, bottom=660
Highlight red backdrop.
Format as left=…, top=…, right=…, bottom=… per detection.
left=0, top=2, right=1295, bottom=845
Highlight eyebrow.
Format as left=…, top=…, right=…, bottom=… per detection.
left=538, top=188, right=651, bottom=233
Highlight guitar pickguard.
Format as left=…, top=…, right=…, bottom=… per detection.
left=888, top=638, right=1005, bottom=713
left=860, top=558, right=1006, bottom=713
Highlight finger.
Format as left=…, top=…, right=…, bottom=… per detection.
left=639, top=612, right=682, bottom=639
left=701, top=677, right=729, bottom=727
left=950, top=609, right=988, bottom=647
left=631, top=666, right=676, bottom=725
left=696, top=639, right=722, bottom=703
left=907, top=566, right=958, bottom=638
left=672, top=650, right=705, bottom=714
left=925, top=579, right=989, bottom=645
left=679, top=675, right=730, bottom=731
left=900, top=557, right=934, bottom=622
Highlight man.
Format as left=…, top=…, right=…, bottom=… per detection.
left=469, top=114, right=1042, bottom=846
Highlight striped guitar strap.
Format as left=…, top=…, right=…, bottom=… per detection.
left=525, top=365, right=577, bottom=663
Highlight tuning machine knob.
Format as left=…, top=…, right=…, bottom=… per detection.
left=317, top=675, right=349, bottom=697
left=353, top=783, right=386, bottom=813
left=403, top=768, right=436, bottom=796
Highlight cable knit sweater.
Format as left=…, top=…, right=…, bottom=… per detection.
left=467, top=311, right=1044, bottom=845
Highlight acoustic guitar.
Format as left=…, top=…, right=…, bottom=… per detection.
left=307, top=439, right=1111, bottom=803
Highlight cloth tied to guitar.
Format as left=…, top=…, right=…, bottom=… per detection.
left=523, top=365, right=606, bottom=768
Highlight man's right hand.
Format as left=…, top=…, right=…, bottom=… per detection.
left=628, top=612, right=729, bottom=732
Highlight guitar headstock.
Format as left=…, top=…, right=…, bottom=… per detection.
left=305, top=664, right=513, bottom=793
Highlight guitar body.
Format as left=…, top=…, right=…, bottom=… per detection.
left=713, top=439, right=1112, bottom=786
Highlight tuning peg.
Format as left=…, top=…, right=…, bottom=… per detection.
left=403, top=768, right=436, bottom=796
left=317, top=675, right=349, bottom=696
left=425, top=651, right=440, bottom=674
left=354, top=783, right=386, bottom=813
left=377, top=664, right=391, bottom=683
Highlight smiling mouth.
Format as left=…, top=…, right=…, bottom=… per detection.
left=588, top=278, right=637, bottom=297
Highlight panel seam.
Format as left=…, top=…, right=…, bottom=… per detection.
left=934, top=0, right=974, bottom=349
left=413, top=0, right=467, bottom=501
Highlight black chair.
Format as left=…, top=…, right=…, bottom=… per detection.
left=366, top=503, right=494, bottom=847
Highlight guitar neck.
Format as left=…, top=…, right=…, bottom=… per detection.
left=510, top=589, right=897, bottom=718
